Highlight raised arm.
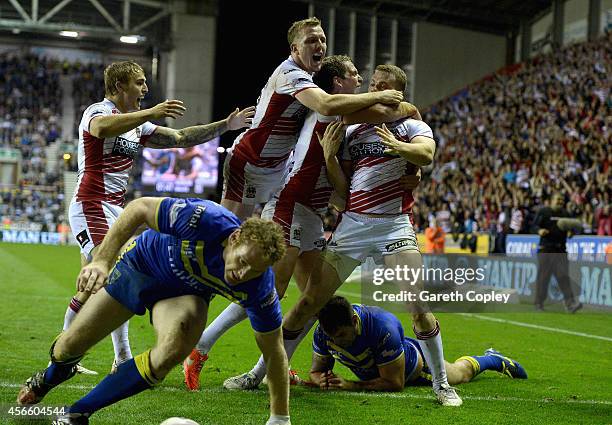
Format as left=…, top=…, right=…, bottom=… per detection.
left=89, top=100, right=186, bottom=139
left=343, top=102, right=419, bottom=125
left=296, top=87, right=403, bottom=116
left=145, top=106, right=255, bottom=149
left=376, top=124, right=436, bottom=167
left=77, top=197, right=163, bottom=293
left=317, top=121, right=350, bottom=200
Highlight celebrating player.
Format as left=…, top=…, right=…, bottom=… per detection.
left=184, top=55, right=419, bottom=391
left=309, top=296, right=527, bottom=392
left=18, top=197, right=291, bottom=425
left=221, top=17, right=403, bottom=221
left=63, top=60, right=254, bottom=373
left=256, top=64, right=462, bottom=406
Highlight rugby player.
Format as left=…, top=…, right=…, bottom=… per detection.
left=309, top=296, right=527, bottom=392
left=258, top=65, right=463, bottom=406
left=18, top=197, right=291, bottom=425
left=62, top=61, right=254, bottom=373
left=221, top=17, right=403, bottom=221
left=184, top=55, right=419, bottom=391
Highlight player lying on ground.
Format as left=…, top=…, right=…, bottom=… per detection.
left=184, top=54, right=419, bottom=391
left=63, top=59, right=254, bottom=374
left=308, top=296, right=527, bottom=392
left=18, top=197, right=291, bottom=425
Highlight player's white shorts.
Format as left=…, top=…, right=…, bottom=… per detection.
left=261, top=199, right=326, bottom=253
left=324, top=211, right=419, bottom=282
left=222, top=150, right=288, bottom=205
left=69, top=199, right=123, bottom=260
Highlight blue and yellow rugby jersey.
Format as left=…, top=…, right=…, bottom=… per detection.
left=121, top=197, right=281, bottom=333
left=313, top=305, right=418, bottom=381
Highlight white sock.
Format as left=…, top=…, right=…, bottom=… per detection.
left=415, top=323, right=448, bottom=389
left=196, top=302, right=247, bottom=354
left=111, top=321, right=132, bottom=363
left=62, top=297, right=83, bottom=331
left=251, top=317, right=318, bottom=381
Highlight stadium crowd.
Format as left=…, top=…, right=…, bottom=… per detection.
left=0, top=52, right=65, bottom=231
left=412, top=33, right=611, bottom=245
left=1, top=34, right=611, bottom=244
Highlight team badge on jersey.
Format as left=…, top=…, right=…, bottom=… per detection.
left=292, top=227, right=302, bottom=241
left=136, top=127, right=141, bottom=137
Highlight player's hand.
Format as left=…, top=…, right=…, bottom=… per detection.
left=399, top=170, right=421, bottom=191
left=316, top=121, right=345, bottom=159
left=375, top=89, right=403, bottom=105
left=77, top=261, right=110, bottom=293
left=538, top=228, right=549, bottom=237
left=226, top=106, right=255, bottom=130
left=326, top=375, right=354, bottom=390
left=376, top=123, right=404, bottom=156
left=148, top=99, right=186, bottom=120
left=319, top=370, right=338, bottom=390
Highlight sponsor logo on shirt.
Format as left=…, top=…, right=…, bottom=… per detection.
left=75, top=229, right=90, bottom=248
left=292, top=227, right=301, bottom=241
left=136, top=127, right=141, bottom=137
left=260, top=289, right=278, bottom=309
left=245, top=184, right=256, bottom=199
left=349, top=142, right=388, bottom=159
left=169, top=200, right=186, bottom=228
left=381, top=349, right=397, bottom=358
left=112, top=136, right=140, bottom=158
left=188, top=205, right=206, bottom=228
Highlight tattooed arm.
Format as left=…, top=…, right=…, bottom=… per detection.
left=145, top=106, right=255, bottom=149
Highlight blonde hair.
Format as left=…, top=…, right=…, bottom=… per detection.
left=375, top=64, right=407, bottom=92
left=104, top=61, right=144, bottom=96
left=287, top=17, right=322, bottom=45
left=238, top=218, right=286, bottom=264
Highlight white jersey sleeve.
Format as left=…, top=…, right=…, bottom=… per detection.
left=82, top=101, right=114, bottom=132
left=275, top=67, right=317, bottom=97
left=397, top=119, right=434, bottom=140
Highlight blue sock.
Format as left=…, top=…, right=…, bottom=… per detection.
left=70, top=357, right=154, bottom=415
left=44, top=361, right=78, bottom=386
left=471, top=355, right=504, bottom=373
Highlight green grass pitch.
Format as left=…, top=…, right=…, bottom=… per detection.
left=0, top=243, right=610, bottom=424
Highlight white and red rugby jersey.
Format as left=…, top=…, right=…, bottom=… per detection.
left=230, top=56, right=318, bottom=170
left=74, top=98, right=157, bottom=206
left=276, top=112, right=337, bottom=215
left=342, top=119, right=433, bottom=215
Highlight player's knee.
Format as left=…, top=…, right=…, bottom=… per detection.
left=156, top=334, right=192, bottom=366
left=54, top=333, right=84, bottom=361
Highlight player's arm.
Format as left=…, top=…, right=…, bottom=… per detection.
left=89, top=100, right=186, bottom=139
left=317, top=122, right=350, bottom=200
left=255, top=329, right=290, bottom=420
left=296, top=87, right=403, bottom=116
left=76, top=197, right=164, bottom=293
left=309, top=352, right=337, bottom=388
left=376, top=124, right=436, bottom=166
left=145, top=106, right=255, bottom=149
left=327, top=353, right=405, bottom=392
left=343, top=102, right=419, bottom=125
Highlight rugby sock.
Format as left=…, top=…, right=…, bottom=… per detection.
left=458, top=355, right=503, bottom=376
left=62, top=297, right=83, bottom=331
left=69, top=351, right=158, bottom=415
left=414, top=321, right=449, bottom=389
left=251, top=318, right=317, bottom=381
left=44, top=360, right=79, bottom=386
left=196, top=302, right=247, bottom=354
left=110, top=321, right=133, bottom=363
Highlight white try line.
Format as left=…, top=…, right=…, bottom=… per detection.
left=1, top=382, right=610, bottom=406
left=336, top=290, right=612, bottom=342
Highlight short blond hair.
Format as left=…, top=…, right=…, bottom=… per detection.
left=104, top=61, right=144, bottom=96
left=287, top=17, right=322, bottom=45
left=238, top=218, right=286, bottom=264
left=375, top=64, right=407, bottom=92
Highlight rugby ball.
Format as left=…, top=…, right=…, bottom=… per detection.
left=160, top=418, right=200, bottom=425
